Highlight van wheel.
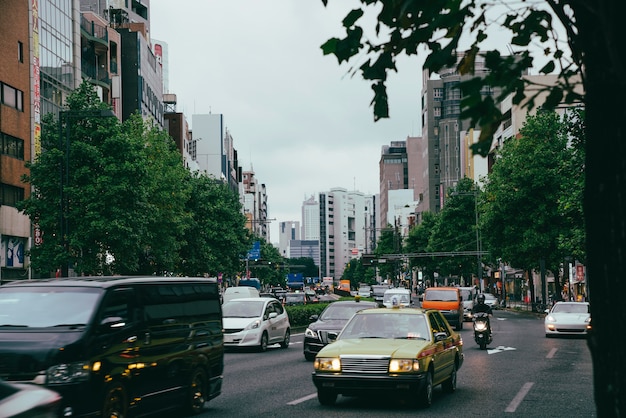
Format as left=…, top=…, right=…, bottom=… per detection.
left=102, top=383, right=127, bottom=418
left=184, top=367, right=207, bottom=415
left=259, top=332, right=269, bottom=352
left=280, top=329, right=290, bottom=348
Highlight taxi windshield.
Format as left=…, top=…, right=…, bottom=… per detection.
left=339, top=313, right=429, bottom=340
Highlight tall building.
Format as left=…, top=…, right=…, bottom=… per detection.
left=379, top=141, right=407, bottom=229
left=301, top=195, right=319, bottom=240
left=242, top=169, right=269, bottom=242
left=278, top=221, right=300, bottom=258
left=319, top=188, right=375, bottom=280
left=420, top=53, right=494, bottom=213
left=0, top=0, right=31, bottom=281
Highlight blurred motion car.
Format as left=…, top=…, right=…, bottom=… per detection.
left=483, top=293, right=499, bottom=310
left=0, top=379, right=61, bottom=418
left=303, top=299, right=378, bottom=361
left=222, top=297, right=291, bottom=351
left=371, top=284, right=391, bottom=305
left=459, top=286, right=477, bottom=321
left=312, top=307, right=464, bottom=407
left=284, top=292, right=312, bottom=306
left=544, top=301, right=591, bottom=337
left=357, top=285, right=372, bottom=298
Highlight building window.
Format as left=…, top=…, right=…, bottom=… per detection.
left=18, top=41, right=24, bottom=63
left=1, top=82, right=24, bottom=111
left=1, top=132, right=25, bottom=160
left=0, top=183, right=25, bottom=207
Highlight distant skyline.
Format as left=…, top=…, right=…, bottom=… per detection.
left=149, top=0, right=423, bottom=242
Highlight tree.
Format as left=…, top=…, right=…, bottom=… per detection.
left=321, top=1, right=624, bottom=413
left=482, top=110, right=572, bottom=303
left=178, top=173, right=250, bottom=278
left=404, top=210, right=439, bottom=286
left=428, top=178, right=482, bottom=284
left=374, top=225, right=402, bottom=284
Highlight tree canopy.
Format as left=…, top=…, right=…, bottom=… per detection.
left=322, top=1, right=625, bottom=413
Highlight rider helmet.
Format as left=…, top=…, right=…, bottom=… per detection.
left=477, top=293, right=486, bottom=304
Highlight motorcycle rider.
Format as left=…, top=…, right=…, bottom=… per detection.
left=472, top=293, right=493, bottom=333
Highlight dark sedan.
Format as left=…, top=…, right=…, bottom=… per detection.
left=303, top=299, right=378, bottom=361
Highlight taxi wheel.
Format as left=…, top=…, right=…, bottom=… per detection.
left=417, top=370, right=433, bottom=408
left=318, top=389, right=337, bottom=406
left=442, top=362, right=457, bottom=393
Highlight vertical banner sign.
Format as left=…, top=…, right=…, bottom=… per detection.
left=247, top=241, right=261, bottom=261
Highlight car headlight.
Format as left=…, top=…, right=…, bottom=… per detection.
left=47, top=361, right=91, bottom=384
left=305, top=328, right=319, bottom=339
left=546, top=315, right=556, bottom=323
left=389, top=359, right=420, bottom=373
left=314, top=357, right=341, bottom=371
left=244, top=319, right=261, bottom=330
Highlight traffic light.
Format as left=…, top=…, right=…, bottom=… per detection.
left=361, top=254, right=378, bottom=266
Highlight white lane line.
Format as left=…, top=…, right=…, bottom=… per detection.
left=546, top=347, right=558, bottom=358
left=287, top=393, right=317, bottom=405
left=505, top=382, right=534, bottom=413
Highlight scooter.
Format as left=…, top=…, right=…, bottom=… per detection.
left=473, top=312, right=492, bottom=350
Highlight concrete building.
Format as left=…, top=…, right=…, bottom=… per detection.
left=278, top=221, right=300, bottom=258
left=242, top=169, right=269, bottom=242
left=379, top=141, right=407, bottom=229
left=0, top=0, right=31, bottom=282
left=301, top=195, right=320, bottom=240
left=319, top=188, right=375, bottom=280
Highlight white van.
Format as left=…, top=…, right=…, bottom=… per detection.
left=382, top=288, right=412, bottom=308
left=222, top=286, right=260, bottom=304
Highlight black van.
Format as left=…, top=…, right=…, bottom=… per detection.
left=0, top=276, right=223, bottom=417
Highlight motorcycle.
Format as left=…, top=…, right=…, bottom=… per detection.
left=473, top=312, right=492, bottom=350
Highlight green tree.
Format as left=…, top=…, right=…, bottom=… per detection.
left=321, top=2, right=623, bottom=411
left=374, top=225, right=403, bottom=285
left=482, top=111, right=570, bottom=302
left=288, top=257, right=320, bottom=278
left=178, top=173, right=250, bottom=278
left=404, top=211, right=439, bottom=286
left=428, top=178, right=482, bottom=284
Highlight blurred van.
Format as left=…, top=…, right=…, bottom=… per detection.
left=421, top=286, right=463, bottom=330
left=222, top=286, right=260, bottom=304
left=0, top=276, right=223, bottom=417
left=382, top=288, right=412, bottom=308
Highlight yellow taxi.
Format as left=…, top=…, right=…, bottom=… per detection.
left=311, top=304, right=464, bottom=408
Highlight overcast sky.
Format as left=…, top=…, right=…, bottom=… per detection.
left=149, top=0, right=424, bottom=242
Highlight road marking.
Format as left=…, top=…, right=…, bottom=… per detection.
left=487, top=345, right=517, bottom=354
left=287, top=393, right=317, bottom=405
left=546, top=347, right=558, bottom=358
left=505, top=382, right=534, bottom=412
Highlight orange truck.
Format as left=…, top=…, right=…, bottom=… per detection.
left=420, top=286, right=463, bottom=330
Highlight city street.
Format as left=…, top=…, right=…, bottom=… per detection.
left=186, top=309, right=595, bottom=417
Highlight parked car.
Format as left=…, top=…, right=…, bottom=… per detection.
left=222, top=297, right=291, bottom=351
left=312, top=307, right=464, bottom=407
left=0, top=379, right=61, bottom=418
left=0, top=276, right=224, bottom=417
left=544, top=301, right=591, bottom=337
left=303, top=299, right=378, bottom=361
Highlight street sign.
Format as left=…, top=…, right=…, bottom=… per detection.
left=247, top=241, right=261, bottom=260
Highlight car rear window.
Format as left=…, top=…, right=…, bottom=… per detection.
left=424, top=290, right=458, bottom=301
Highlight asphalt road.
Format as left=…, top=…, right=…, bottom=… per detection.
left=186, top=308, right=596, bottom=417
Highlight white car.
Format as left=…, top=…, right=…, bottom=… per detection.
left=483, top=293, right=499, bottom=310
left=544, top=301, right=591, bottom=337
left=222, top=297, right=291, bottom=351
left=382, top=288, right=411, bottom=308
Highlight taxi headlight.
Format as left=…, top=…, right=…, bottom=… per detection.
left=314, top=357, right=341, bottom=371
left=47, top=361, right=91, bottom=384
left=389, top=359, right=420, bottom=373
left=244, top=319, right=261, bottom=330
left=305, top=328, right=318, bottom=339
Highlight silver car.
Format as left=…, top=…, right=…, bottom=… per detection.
left=544, top=301, right=591, bottom=337
left=222, top=297, right=291, bottom=351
